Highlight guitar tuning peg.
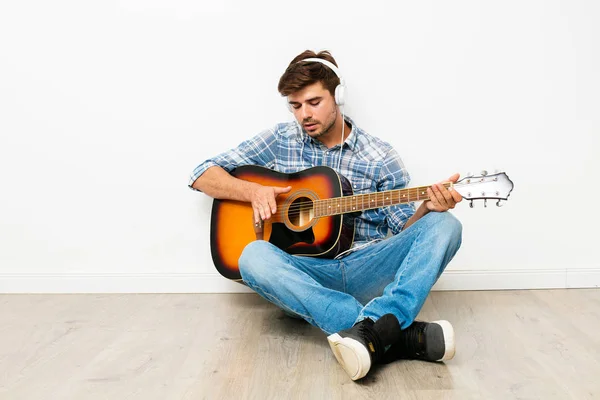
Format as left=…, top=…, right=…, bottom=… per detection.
left=466, top=171, right=473, bottom=178
left=484, top=199, right=488, bottom=208
left=496, top=200, right=503, bottom=207
left=469, top=200, right=474, bottom=208
left=481, top=170, right=488, bottom=176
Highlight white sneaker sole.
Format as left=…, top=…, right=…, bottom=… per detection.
left=327, top=333, right=372, bottom=381
left=433, top=320, right=456, bottom=361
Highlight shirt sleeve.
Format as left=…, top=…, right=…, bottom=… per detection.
left=188, top=126, right=278, bottom=192
left=377, top=148, right=416, bottom=234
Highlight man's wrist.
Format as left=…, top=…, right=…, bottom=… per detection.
left=417, top=201, right=431, bottom=216
left=241, top=181, right=260, bottom=202
left=403, top=202, right=430, bottom=231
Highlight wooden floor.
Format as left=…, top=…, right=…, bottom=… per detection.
left=1, top=290, right=599, bottom=399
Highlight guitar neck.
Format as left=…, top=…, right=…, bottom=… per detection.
left=314, top=182, right=452, bottom=217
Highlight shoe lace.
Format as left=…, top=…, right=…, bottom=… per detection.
left=357, top=321, right=385, bottom=363
left=398, top=321, right=427, bottom=358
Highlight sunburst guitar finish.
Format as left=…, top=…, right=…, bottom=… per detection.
left=210, top=165, right=358, bottom=280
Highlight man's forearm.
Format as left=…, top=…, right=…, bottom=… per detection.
left=402, top=202, right=430, bottom=231
left=192, top=166, right=259, bottom=202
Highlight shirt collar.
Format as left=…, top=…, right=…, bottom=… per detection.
left=343, top=116, right=359, bottom=152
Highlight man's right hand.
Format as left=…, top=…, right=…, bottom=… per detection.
left=251, top=185, right=292, bottom=224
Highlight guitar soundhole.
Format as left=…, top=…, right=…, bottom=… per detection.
left=287, top=196, right=314, bottom=228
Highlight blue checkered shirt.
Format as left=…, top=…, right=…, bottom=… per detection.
left=189, top=116, right=416, bottom=250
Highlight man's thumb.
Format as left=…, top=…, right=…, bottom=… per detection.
left=274, top=185, right=292, bottom=194
left=448, top=173, right=460, bottom=183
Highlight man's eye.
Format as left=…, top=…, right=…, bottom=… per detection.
left=292, top=105, right=301, bottom=110
left=310, top=101, right=321, bottom=106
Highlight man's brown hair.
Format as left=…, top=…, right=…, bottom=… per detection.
left=278, top=50, right=340, bottom=97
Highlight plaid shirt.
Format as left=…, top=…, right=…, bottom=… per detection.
left=189, top=116, right=416, bottom=251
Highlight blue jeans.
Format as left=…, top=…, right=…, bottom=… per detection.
left=239, top=211, right=462, bottom=335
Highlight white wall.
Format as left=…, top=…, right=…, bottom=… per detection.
left=1, top=0, right=598, bottom=293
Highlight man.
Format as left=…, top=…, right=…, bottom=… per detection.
left=189, top=50, right=463, bottom=381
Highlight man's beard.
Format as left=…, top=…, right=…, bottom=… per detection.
left=304, top=108, right=338, bottom=138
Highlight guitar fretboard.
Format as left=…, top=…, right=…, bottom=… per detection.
left=313, top=183, right=452, bottom=217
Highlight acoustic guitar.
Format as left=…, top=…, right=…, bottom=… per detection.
left=210, top=165, right=514, bottom=280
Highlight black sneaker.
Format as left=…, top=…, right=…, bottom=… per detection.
left=327, top=314, right=400, bottom=380
left=383, top=320, right=455, bottom=363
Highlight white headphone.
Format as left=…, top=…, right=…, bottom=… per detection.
left=286, top=58, right=347, bottom=111
left=300, top=58, right=346, bottom=106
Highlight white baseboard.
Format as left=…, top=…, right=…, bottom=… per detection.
left=0, top=269, right=598, bottom=294
left=0, top=273, right=253, bottom=294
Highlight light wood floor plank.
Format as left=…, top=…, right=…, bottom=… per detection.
left=0, top=290, right=598, bottom=399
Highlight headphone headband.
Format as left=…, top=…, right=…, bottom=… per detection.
left=300, top=58, right=345, bottom=84
left=297, top=57, right=346, bottom=106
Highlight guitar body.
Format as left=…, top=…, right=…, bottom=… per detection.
left=210, top=165, right=359, bottom=280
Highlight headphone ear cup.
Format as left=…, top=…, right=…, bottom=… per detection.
left=335, top=84, right=346, bottom=106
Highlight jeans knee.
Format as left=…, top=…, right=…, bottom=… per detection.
left=424, top=212, right=462, bottom=244
left=442, top=212, right=462, bottom=239
left=238, top=240, right=277, bottom=282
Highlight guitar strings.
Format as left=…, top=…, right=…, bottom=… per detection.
left=269, top=194, right=432, bottom=218
left=265, top=181, right=495, bottom=219
left=259, top=180, right=494, bottom=216
left=255, top=179, right=501, bottom=220
left=271, top=187, right=443, bottom=216
left=270, top=185, right=445, bottom=213
left=274, top=178, right=501, bottom=214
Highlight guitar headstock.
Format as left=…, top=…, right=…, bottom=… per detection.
left=453, top=170, right=514, bottom=208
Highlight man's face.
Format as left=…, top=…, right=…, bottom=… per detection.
left=287, top=82, right=338, bottom=140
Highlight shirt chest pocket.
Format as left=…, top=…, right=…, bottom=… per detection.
left=351, top=178, right=374, bottom=195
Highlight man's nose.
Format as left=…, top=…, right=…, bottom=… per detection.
left=300, top=104, right=312, bottom=120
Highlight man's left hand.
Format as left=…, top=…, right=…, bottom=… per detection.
left=425, top=173, right=463, bottom=212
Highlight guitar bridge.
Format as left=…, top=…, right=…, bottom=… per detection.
left=253, top=219, right=264, bottom=240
